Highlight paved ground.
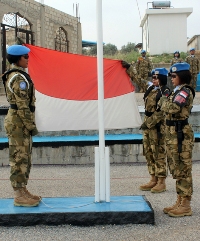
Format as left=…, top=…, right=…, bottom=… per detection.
left=0, top=163, right=200, bottom=240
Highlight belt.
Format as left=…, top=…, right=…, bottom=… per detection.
left=10, top=104, right=35, bottom=113
left=166, top=119, right=188, bottom=126
left=145, top=110, right=153, bottom=117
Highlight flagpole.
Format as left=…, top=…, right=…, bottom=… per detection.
left=95, top=0, right=109, bottom=202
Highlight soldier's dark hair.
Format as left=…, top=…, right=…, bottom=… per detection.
left=158, top=74, right=167, bottom=86
left=174, top=52, right=180, bottom=58
left=176, top=70, right=191, bottom=85
left=7, top=54, right=22, bottom=64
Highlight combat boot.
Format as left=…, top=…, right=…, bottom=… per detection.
left=151, top=177, right=166, bottom=193
left=163, top=195, right=182, bottom=214
left=139, top=175, right=158, bottom=191
left=168, top=196, right=192, bottom=217
left=24, top=186, right=41, bottom=202
left=13, top=187, right=39, bottom=207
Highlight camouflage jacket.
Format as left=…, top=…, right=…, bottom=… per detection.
left=161, top=84, right=194, bottom=121
left=3, top=65, right=36, bottom=131
left=136, top=56, right=152, bottom=75
left=143, top=85, right=170, bottom=129
left=171, top=57, right=183, bottom=66
left=160, top=84, right=194, bottom=144
left=185, top=55, right=199, bottom=74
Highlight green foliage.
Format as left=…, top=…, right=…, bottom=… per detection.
left=120, top=42, right=137, bottom=54
left=151, top=53, right=172, bottom=63
left=104, top=50, right=140, bottom=62
left=82, top=42, right=188, bottom=64
left=103, top=43, right=118, bottom=55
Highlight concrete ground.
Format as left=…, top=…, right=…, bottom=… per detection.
left=0, top=163, right=200, bottom=240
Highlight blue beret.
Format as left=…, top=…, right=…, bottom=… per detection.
left=170, top=62, right=190, bottom=73
left=141, top=50, right=146, bottom=54
left=174, top=50, right=179, bottom=54
left=7, top=45, right=30, bottom=55
left=151, top=69, right=155, bottom=75
left=154, top=68, right=168, bottom=76
left=190, top=48, right=195, bottom=51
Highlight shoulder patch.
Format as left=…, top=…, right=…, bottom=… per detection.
left=19, top=81, right=27, bottom=90
left=173, top=88, right=190, bottom=107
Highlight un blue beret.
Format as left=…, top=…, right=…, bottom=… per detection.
left=174, top=50, right=179, bottom=54
left=170, top=62, right=190, bottom=73
left=190, top=48, right=195, bottom=51
left=154, top=68, right=168, bottom=76
left=7, top=45, right=30, bottom=55
left=141, top=50, right=146, bottom=54
left=151, top=69, right=155, bottom=75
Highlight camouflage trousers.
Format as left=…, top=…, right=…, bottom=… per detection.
left=137, top=73, right=148, bottom=92
left=189, top=73, right=197, bottom=90
left=9, top=143, right=32, bottom=188
left=4, top=115, right=32, bottom=188
left=166, top=127, right=194, bottom=197
left=143, top=128, right=167, bottom=177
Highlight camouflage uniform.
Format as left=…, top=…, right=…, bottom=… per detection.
left=126, top=65, right=144, bottom=89
left=161, top=84, right=194, bottom=197
left=185, top=55, right=199, bottom=89
left=136, top=56, right=152, bottom=92
left=3, top=65, right=37, bottom=188
left=171, top=57, right=183, bottom=66
left=142, top=85, right=169, bottom=178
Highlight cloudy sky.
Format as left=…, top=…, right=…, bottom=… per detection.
left=36, top=0, right=200, bottom=49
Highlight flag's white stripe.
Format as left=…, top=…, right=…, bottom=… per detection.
left=35, top=91, right=142, bottom=131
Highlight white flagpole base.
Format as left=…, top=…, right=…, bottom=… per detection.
left=95, top=146, right=110, bottom=202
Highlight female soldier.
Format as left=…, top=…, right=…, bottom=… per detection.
left=140, top=68, right=170, bottom=193
left=2, top=45, right=41, bottom=207
left=160, top=62, right=195, bottom=217
left=121, top=63, right=171, bottom=192
left=171, top=51, right=183, bottom=66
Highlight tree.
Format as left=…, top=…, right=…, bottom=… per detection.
left=103, top=43, right=118, bottom=55
left=120, top=42, right=137, bottom=54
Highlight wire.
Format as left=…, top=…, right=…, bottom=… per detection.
left=135, top=0, right=141, bottom=20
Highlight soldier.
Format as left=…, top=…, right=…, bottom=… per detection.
left=140, top=68, right=170, bottom=193
left=136, top=50, right=153, bottom=93
left=159, top=62, right=195, bottom=217
left=171, top=51, right=183, bottom=65
left=185, top=48, right=199, bottom=90
left=2, top=45, right=41, bottom=207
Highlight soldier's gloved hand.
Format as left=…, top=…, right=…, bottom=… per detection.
left=121, top=60, right=130, bottom=69
left=159, top=96, right=168, bottom=106
left=31, top=127, right=38, bottom=136
left=140, top=123, right=148, bottom=130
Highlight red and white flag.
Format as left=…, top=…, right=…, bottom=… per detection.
left=26, top=44, right=142, bottom=131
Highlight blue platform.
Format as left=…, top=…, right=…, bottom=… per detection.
left=0, top=195, right=154, bottom=226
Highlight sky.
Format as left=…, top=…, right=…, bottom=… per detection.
left=35, top=0, right=200, bottom=49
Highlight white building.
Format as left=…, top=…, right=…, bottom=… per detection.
left=140, top=7, right=192, bottom=55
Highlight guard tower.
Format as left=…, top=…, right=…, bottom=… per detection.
left=140, top=1, right=192, bottom=55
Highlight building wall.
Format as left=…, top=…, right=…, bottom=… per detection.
left=140, top=8, right=192, bottom=55
left=148, top=14, right=187, bottom=54
left=187, top=35, right=200, bottom=51
left=0, top=0, right=82, bottom=74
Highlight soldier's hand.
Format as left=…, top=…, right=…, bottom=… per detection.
left=31, top=127, right=38, bottom=136
left=140, top=123, right=148, bottom=130
left=121, top=60, right=130, bottom=69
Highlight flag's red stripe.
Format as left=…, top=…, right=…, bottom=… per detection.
left=26, top=44, right=134, bottom=101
